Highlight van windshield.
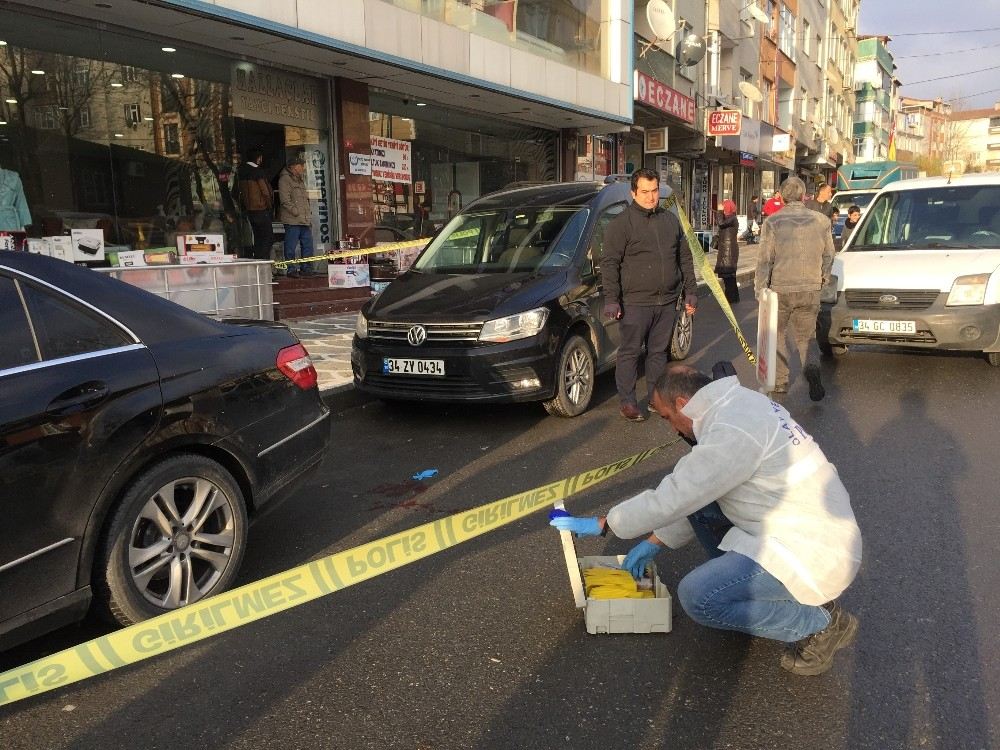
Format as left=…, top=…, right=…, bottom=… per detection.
left=412, top=207, right=589, bottom=273
left=831, top=191, right=876, bottom=214
left=849, top=185, right=1000, bottom=251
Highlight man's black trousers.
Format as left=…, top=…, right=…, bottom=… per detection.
left=247, top=210, right=274, bottom=261
left=615, top=302, right=679, bottom=407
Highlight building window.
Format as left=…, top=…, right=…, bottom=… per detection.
left=121, top=65, right=139, bottom=84
left=767, top=0, right=777, bottom=38
left=802, top=19, right=811, bottom=57
left=72, top=68, right=90, bottom=89
left=78, top=105, right=92, bottom=129
left=124, top=103, right=141, bottom=126
left=779, top=6, right=796, bottom=60
left=740, top=70, right=755, bottom=118
left=33, top=106, right=58, bottom=130
left=163, top=123, right=180, bottom=155
left=800, top=87, right=808, bottom=122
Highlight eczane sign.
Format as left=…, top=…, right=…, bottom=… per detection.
left=707, top=110, right=742, bottom=136
left=634, top=71, right=696, bottom=124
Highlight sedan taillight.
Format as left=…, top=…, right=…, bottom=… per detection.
left=276, top=343, right=318, bottom=390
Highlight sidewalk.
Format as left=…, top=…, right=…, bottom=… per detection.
left=289, top=242, right=761, bottom=393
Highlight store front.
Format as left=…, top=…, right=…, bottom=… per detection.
left=0, top=8, right=333, bottom=259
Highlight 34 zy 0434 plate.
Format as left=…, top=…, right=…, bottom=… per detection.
left=383, top=358, right=445, bottom=376
left=852, top=319, right=917, bottom=335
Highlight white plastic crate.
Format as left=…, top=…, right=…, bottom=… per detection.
left=576, top=555, right=672, bottom=635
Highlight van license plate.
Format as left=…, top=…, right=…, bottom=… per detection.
left=852, top=319, right=916, bottom=335
left=383, top=358, right=445, bottom=376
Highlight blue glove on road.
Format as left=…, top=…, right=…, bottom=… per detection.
left=622, top=539, right=662, bottom=579
left=548, top=510, right=603, bottom=537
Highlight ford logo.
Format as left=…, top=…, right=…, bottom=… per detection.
left=407, top=325, right=427, bottom=346
left=878, top=294, right=899, bottom=305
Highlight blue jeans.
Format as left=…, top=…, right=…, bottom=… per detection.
left=283, top=224, right=314, bottom=273
left=677, top=502, right=830, bottom=643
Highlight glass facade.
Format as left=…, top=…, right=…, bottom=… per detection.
left=369, top=91, right=558, bottom=236
left=0, top=9, right=331, bottom=257
left=378, top=0, right=609, bottom=76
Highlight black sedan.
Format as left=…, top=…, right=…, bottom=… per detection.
left=0, top=251, right=330, bottom=648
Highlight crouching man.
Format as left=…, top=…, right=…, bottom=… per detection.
left=551, top=364, right=862, bottom=675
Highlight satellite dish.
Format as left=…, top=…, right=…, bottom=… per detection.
left=747, top=4, right=770, bottom=24
left=738, top=80, right=763, bottom=103
left=677, top=33, right=707, bottom=66
left=827, top=126, right=841, bottom=145
left=646, top=0, right=677, bottom=42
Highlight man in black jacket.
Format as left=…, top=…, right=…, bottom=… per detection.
left=601, top=169, right=698, bottom=421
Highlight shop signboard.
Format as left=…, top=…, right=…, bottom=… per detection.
left=306, top=145, right=333, bottom=246
left=693, top=162, right=711, bottom=230
left=771, top=133, right=791, bottom=152
left=633, top=71, right=696, bottom=124
left=707, top=110, right=742, bottom=137
left=349, top=153, right=372, bottom=175
left=370, top=136, right=412, bottom=184
left=231, top=63, right=324, bottom=130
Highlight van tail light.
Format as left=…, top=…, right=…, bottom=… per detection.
left=276, top=343, right=318, bottom=390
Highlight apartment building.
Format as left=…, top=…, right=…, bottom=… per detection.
left=853, top=34, right=898, bottom=162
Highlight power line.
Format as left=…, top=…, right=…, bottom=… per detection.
left=907, top=63, right=1000, bottom=86
left=896, top=41, right=1000, bottom=59
left=883, top=26, right=1000, bottom=36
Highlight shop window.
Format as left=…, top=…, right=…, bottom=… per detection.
left=163, top=123, right=180, bottom=155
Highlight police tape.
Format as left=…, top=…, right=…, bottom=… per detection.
left=663, top=194, right=758, bottom=366
left=0, top=440, right=681, bottom=707
left=272, top=239, right=428, bottom=270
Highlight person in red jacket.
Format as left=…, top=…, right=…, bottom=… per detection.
left=762, top=191, right=785, bottom=221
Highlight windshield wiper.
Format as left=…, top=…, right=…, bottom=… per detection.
left=920, top=241, right=979, bottom=249
left=849, top=243, right=911, bottom=251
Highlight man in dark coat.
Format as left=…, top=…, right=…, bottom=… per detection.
left=715, top=199, right=740, bottom=302
left=601, top=168, right=698, bottom=422
left=237, top=147, right=274, bottom=260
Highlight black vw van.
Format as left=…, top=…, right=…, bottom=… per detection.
left=351, top=179, right=693, bottom=417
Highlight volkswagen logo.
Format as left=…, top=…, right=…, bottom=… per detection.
left=407, top=325, right=427, bottom=347
left=878, top=294, right=899, bottom=305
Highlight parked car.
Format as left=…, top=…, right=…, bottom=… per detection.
left=0, top=251, right=330, bottom=648
left=352, top=180, right=694, bottom=417
left=819, top=174, right=1000, bottom=365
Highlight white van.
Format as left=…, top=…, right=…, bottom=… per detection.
left=822, top=174, right=1000, bottom=366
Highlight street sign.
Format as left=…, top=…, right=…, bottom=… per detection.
left=708, top=109, right=742, bottom=136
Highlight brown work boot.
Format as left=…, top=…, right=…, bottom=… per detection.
left=781, top=601, right=858, bottom=676
left=620, top=403, right=647, bottom=422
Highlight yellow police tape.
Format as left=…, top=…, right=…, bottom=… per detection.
left=272, top=238, right=428, bottom=270
left=663, top=193, right=757, bottom=366
left=0, top=440, right=679, bottom=707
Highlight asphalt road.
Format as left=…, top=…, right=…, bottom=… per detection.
left=3, top=295, right=999, bottom=750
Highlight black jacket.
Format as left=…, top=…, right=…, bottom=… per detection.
left=714, top=213, right=740, bottom=275
left=601, top=201, right=697, bottom=306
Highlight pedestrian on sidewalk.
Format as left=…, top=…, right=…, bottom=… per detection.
left=805, top=183, right=835, bottom=220
left=237, top=147, right=274, bottom=261
left=278, top=154, right=316, bottom=278
left=754, top=176, right=835, bottom=400
left=715, top=199, right=741, bottom=303
left=762, top=191, right=784, bottom=221
left=742, top=194, right=761, bottom=243
left=600, top=169, right=698, bottom=422
left=550, top=364, right=862, bottom=676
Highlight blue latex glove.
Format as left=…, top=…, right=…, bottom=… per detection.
left=548, top=509, right=603, bottom=537
left=622, top=539, right=662, bottom=579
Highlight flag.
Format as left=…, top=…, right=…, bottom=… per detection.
left=887, top=122, right=897, bottom=161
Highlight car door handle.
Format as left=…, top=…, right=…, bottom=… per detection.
left=46, top=382, right=110, bottom=417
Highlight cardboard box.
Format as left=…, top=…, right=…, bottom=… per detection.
left=556, top=513, right=672, bottom=635
left=26, top=238, right=48, bottom=255
left=113, top=250, right=148, bottom=268
left=70, top=228, right=106, bottom=262
left=176, top=234, right=225, bottom=255
left=45, top=236, right=74, bottom=263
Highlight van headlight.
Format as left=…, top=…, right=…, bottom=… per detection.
left=946, top=274, right=990, bottom=306
left=479, top=307, right=549, bottom=343
left=355, top=312, right=368, bottom=339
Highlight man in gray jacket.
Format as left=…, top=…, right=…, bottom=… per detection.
left=601, top=169, right=698, bottom=421
left=755, top=176, right=835, bottom=400
left=551, top=364, right=862, bottom=676
left=278, top=154, right=315, bottom=277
